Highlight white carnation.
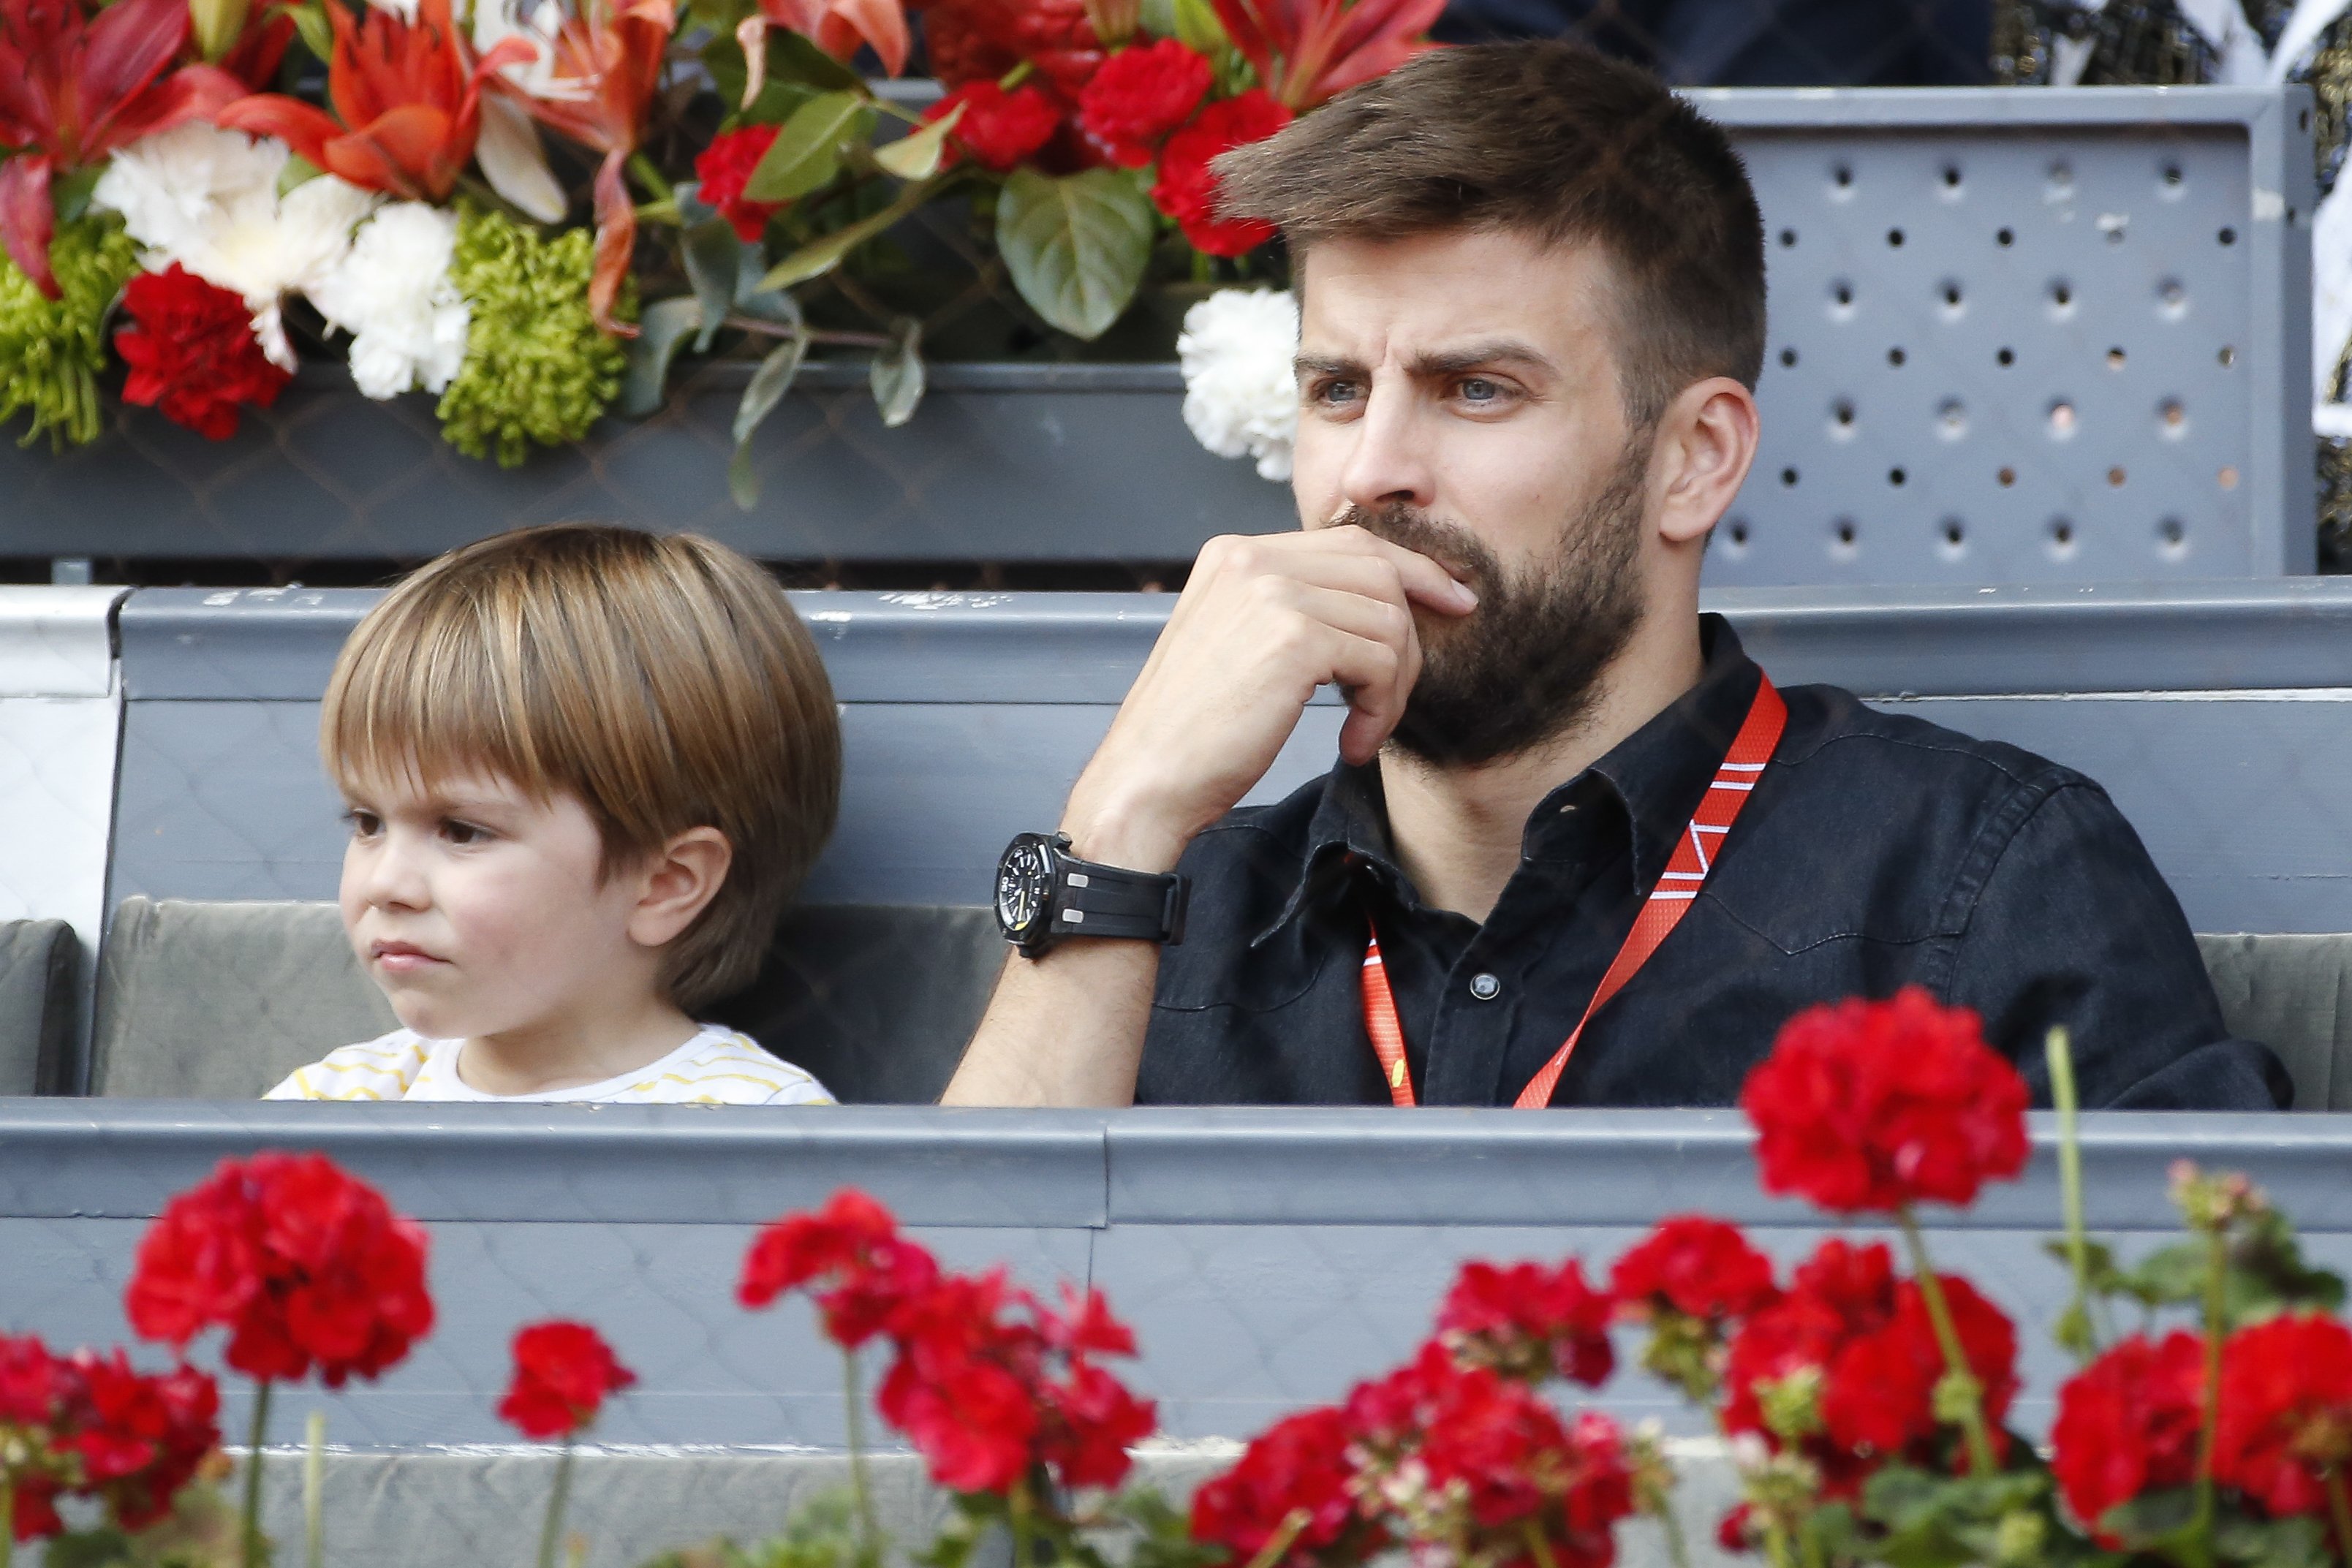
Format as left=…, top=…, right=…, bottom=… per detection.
left=308, top=202, right=471, bottom=400
left=1177, top=287, right=1300, bottom=482
left=96, top=124, right=379, bottom=369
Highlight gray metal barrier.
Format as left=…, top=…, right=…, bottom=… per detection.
left=107, top=580, right=2352, bottom=932
left=0, top=88, right=2313, bottom=582
left=0, top=1102, right=2340, bottom=1453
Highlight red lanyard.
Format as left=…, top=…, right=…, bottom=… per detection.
left=1362, top=673, right=1787, bottom=1110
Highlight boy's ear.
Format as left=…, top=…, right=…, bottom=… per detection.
left=627, top=826, right=733, bottom=950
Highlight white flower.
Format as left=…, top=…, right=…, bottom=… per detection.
left=308, top=202, right=471, bottom=400
left=474, top=0, right=589, bottom=102
left=95, top=124, right=380, bottom=369
left=1177, top=287, right=1300, bottom=483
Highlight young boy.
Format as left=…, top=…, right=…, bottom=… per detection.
left=267, top=524, right=842, bottom=1104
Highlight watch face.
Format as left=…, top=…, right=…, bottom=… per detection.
left=996, top=837, right=1053, bottom=936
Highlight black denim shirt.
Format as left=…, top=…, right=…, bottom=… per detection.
left=1136, top=617, right=2290, bottom=1110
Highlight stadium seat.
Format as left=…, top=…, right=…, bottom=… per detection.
left=88, top=898, right=1002, bottom=1103
left=0, top=919, right=78, bottom=1095
left=2196, top=933, right=2352, bottom=1111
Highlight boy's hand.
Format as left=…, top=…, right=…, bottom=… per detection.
left=1059, top=525, right=1478, bottom=874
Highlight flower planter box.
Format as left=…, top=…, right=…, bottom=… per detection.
left=0, top=360, right=1292, bottom=567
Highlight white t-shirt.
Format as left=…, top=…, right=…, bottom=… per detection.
left=264, top=1024, right=835, bottom=1105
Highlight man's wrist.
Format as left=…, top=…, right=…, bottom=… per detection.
left=1059, top=796, right=1190, bottom=876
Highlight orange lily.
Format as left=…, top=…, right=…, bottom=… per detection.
left=755, top=0, right=909, bottom=76
left=1207, top=0, right=1442, bottom=108
left=484, top=0, right=673, bottom=337
left=214, top=0, right=534, bottom=202
left=0, top=0, right=244, bottom=295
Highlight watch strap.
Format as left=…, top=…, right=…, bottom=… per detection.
left=1047, top=855, right=1187, bottom=945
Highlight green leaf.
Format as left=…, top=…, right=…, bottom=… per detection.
left=995, top=167, right=1154, bottom=340
left=2120, top=1243, right=2209, bottom=1308
left=869, top=317, right=925, bottom=427
left=755, top=180, right=934, bottom=292
left=50, top=164, right=102, bottom=224
left=768, top=28, right=866, bottom=91
left=1170, top=0, right=1231, bottom=55
left=681, top=216, right=742, bottom=351
left=273, top=152, right=322, bottom=200
left=284, top=0, right=333, bottom=62
left=2217, top=1513, right=2333, bottom=1568
left=729, top=332, right=809, bottom=510
left=618, top=296, right=706, bottom=417
left=744, top=91, right=869, bottom=203
left=874, top=105, right=962, bottom=181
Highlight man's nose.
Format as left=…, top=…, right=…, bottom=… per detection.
left=1335, top=382, right=1437, bottom=512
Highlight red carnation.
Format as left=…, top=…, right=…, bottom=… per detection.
left=1612, top=1216, right=1780, bottom=1323
left=126, top=1152, right=434, bottom=1389
left=928, top=80, right=1061, bottom=173
left=1740, top=987, right=2030, bottom=1214
left=1150, top=89, right=1291, bottom=256
left=739, top=1187, right=939, bottom=1347
left=915, top=0, right=1103, bottom=96
left=498, top=1321, right=637, bottom=1441
left=696, top=125, right=787, bottom=242
left=2217, top=1311, right=2352, bottom=1516
left=1078, top=39, right=1212, bottom=166
left=2051, top=1330, right=2204, bottom=1541
left=113, top=265, right=292, bottom=442
left=1437, top=1258, right=1615, bottom=1387
left=1191, top=1406, right=1367, bottom=1568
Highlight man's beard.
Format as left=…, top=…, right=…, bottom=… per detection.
left=1343, top=442, right=1649, bottom=768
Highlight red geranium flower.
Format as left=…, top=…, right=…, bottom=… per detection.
left=695, top=125, right=786, bottom=242
left=739, top=1187, right=939, bottom=1347
left=1722, top=1239, right=1897, bottom=1499
left=498, top=1321, right=637, bottom=1441
left=927, top=80, right=1061, bottom=173
left=1437, top=1258, right=1614, bottom=1387
left=1077, top=38, right=1211, bottom=166
left=1149, top=88, right=1290, bottom=256
left=1740, top=987, right=2030, bottom=1214
left=2051, top=1330, right=2205, bottom=1542
left=113, top=265, right=292, bottom=442
left=2217, top=1311, right=2352, bottom=1517
left=1612, top=1216, right=1780, bottom=1323
left=124, top=1152, right=434, bottom=1388
left=1191, top=1406, right=1367, bottom=1568
left=1819, top=1275, right=2017, bottom=1463
left=0, top=1334, right=220, bottom=1544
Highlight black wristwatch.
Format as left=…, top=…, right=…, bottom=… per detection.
left=994, top=832, right=1188, bottom=958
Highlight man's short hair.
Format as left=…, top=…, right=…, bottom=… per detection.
left=1214, top=41, right=1766, bottom=428
left=322, top=523, right=842, bottom=1012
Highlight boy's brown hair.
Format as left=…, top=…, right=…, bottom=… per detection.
left=322, top=524, right=842, bottom=1012
left=1213, top=41, right=1766, bottom=430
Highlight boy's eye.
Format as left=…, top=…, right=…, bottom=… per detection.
left=343, top=809, right=382, bottom=838
left=440, top=819, right=492, bottom=847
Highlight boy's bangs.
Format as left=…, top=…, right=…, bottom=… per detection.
left=323, top=596, right=557, bottom=804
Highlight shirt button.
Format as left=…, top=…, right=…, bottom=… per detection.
left=1470, top=972, right=1502, bottom=1001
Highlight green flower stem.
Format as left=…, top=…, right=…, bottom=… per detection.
left=535, top=1438, right=575, bottom=1568
left=1239, top=1508, right=1310, bottom=1568
left=627, top=154, right=675, bottom=205
left=2327, top=1470, right=2352, bottom=1567
left=2046, top=1026, right=2103, bottom=1362
left=1896, top=1208, right=2000, bottom=1477
left=1762, top=1518, right=1795, bottom=1568
left=303, top=1409, right=326, bottom=1568
left=1656, top=1491, right=1693, bottom=1568
left=1521, top=1520, right=1561, bottom=1568
left=997, top=60, right=1036, bottom=91
left=2192, top=1224, right=2228, bottom=1551
left=843, top=1349, right=882, bottom=1559
left=1010, top=1477, right=1037, bottom=1568
left=242, top=1379, right=273, bottom=1568
left=2, top=1476, right=13, bottom=1568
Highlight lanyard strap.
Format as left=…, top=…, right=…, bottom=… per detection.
left=1362, top=673, right=1788, bottom=1110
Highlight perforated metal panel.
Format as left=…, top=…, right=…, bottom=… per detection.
left=1703, top=86, right=2316, bottom=585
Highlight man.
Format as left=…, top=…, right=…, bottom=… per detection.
left=945, top=42, right=2287, bottom=1111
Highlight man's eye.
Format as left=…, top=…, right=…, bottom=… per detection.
left=1459, top=377, right=1501, bottom=403
left=1313, top=379, right=1361, bottom=406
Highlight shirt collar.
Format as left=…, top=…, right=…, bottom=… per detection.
left=1255, top=614, right=1763, bottom=944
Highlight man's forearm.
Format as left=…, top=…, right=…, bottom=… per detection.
left=941, top=942, right=1162, bottom=1105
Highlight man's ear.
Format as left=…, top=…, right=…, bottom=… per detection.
left=1652, top=376, right=1761, bottom=546
left=627, top=827, right=733, bottom=950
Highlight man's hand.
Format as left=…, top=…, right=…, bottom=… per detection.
left=1061, top=525, right=1477, bottom=872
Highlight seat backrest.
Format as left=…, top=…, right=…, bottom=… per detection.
left=90, top=898, right=999, bottom=1102
left=0, top=918, right=77, bottom=1095
left=2196, top=932, right=2352, bottom=1111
